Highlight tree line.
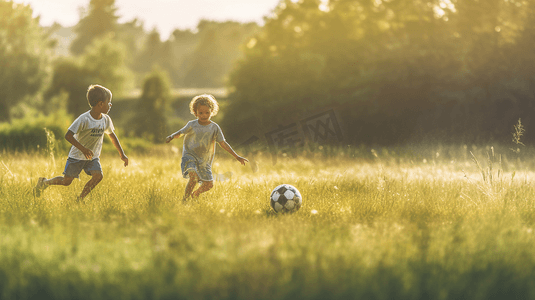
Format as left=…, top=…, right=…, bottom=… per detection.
left=0, top=0, right=258, bottom=122
left=3, top=0, right=535, bottom=147
left=222, top=0, right=535, bottom=147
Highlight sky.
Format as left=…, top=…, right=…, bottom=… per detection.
left=16, top=0, right=282, bottom=39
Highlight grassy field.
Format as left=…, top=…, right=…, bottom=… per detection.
left=1, top=145, right=535, bottom=300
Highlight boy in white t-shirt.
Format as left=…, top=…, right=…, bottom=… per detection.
left=34, top=84, right=129, bottom=200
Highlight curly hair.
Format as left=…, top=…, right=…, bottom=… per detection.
left=189, top=94, right=219, bottom=116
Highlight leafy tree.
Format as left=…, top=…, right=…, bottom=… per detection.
left=168, top=29, right=199, bottom=86
left=453, top=0, right=517, bottom=96
left=158, top=40, right=177, bottom=86
left=81, top=35, right=131, bottom=96
left=45, top=58, right=93, bottom=116
left=0, top=0, right=52, bottom=120
left=46, top=36, right=131, bottom=116
left=225, top=0, right=360, bottom=141
left=183, top=20, right=259, bottom=87
left=70, top=0, right=119, bottom=55
left=116, top=18, right=145, bottom=66
left=132, top=68, right=171, bottom=142
left=133, top=29, right=163, bottom=75
left=115, top=20, right=257, bottom=89
left=224, top=0, right=533, bottom=145
left=183, top=27, right=219, bottom=87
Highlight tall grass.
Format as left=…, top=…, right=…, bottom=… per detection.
left=1, top=145, right=535, bottom=299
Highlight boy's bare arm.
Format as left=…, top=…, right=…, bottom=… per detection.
left=165, top=131, right=183, bottom=143
left=218, top=141, right=248, bottom=165
left=65, top=130, right=93, bottom=159
left=108, top=132, right=129, bottom=167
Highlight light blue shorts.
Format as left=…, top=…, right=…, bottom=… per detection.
left=63, top=158, right=102, bottom=179
left=181, top=154, right=213, bottom=181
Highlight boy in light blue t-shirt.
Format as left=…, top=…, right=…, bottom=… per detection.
left=166, top=94, right=248, bottom=201
left=34, top=84, right=128, bottom=200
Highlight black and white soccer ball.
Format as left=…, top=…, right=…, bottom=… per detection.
left=270, top=184, right=302, bottom=213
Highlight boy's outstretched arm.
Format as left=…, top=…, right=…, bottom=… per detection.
left=165, top=131, right=183, bottom=143
left=108, top=132, right=129, bottom=167
left=218, top=141, right=248, bottom=165
left=65, top=130, right=93, bottom=159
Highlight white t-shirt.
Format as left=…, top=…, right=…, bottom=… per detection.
left=67, top=111, right=114, bottom=160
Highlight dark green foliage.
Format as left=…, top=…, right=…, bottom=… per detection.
left=45, top=58, right=94, bottom=116
left=46, top=37, right=130, bottom=116
left=0, top=1, right=52, bottom=121
left=0, top=113, right=71, bottom=153
left=224, top=0, right=535, bottom=146
left=132, top=68, right=172, bottom=143
left=80, top=36, right=130, bottom=96
left=0, top=125, right=53, bottom=152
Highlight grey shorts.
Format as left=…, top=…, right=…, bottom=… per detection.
left=181, top=155, right=213, bottom=181
left=63, top=158, right=102, bottom=179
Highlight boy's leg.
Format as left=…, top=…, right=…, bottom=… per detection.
left=34, top=176, right=75, bottom=197
left=79, top=171, right=103, bottom=200
left=80, top=171, right=104, bottom=199
left=34, top=157, right=85, bottom=196
left=192, top=180, right=214, bottom=198
left=183, top=171, right=199, bottom=200
left=45, top=176, right=75, bottom=186
left=79, top=158, right=104, bottom=200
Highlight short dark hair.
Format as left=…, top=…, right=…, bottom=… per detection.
left=86, top=84, right=112, bottom=107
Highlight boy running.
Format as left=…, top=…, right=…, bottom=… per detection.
left=34, top=84, right=128, bottom=200
left=166, top=94, right=247, bottom=201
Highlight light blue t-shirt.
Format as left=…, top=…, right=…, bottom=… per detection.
left=178, top=120, right=225, bottom=180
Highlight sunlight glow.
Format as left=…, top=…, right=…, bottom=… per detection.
left=319, top=0, right=330, bottom=12
left=17, top=0, right=281, bottom=39
left=434, top=0, right=456, bottom=19
left=247, top=38, right=257, bottom=49
left=439, top=0, right=456, bottom=12
left=434, top=7, right=446, bottom=18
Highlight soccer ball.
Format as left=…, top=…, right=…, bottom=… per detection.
left=270, top=184, right=302, bottom=213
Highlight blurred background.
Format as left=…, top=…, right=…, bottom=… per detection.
left=2, top=0, right=535, bottom=154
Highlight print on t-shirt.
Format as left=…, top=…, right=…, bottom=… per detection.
left=90, top=128, right=105, bottom=137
